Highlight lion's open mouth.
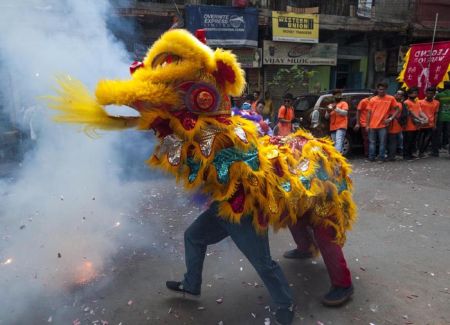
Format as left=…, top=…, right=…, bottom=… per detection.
left=149, top=116, right=174, bottom=139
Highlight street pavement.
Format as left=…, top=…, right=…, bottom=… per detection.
left=10, top=154, right=450, bottom=325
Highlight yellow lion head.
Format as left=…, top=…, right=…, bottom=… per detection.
left=49, top=29, right=246, bottom=137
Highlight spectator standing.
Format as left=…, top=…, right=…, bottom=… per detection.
left=403, top=87, right=428, bottom=160
left=233, top=99, right=272, bottom=137
left=240, top=94, right=253, bottom=111
left=255, top=100, right=273, bottom=136
left=433, top=81, right=450, bottom=156
left=418, top=87, right=440, bottom=157
left=355, top=91, right=376, bottom=157
left=251, top=90, right=261, bottom=111
left=325, top=89, right=348, bottom=153
left=262, top=90, right=274, bottom=122
left=366, top=83, right=398, bottom=162
left=387, top=90, right=405, bottom=161
left=277, top=93, right=295, bottom=136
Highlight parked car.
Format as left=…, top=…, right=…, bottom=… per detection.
left=293, top=90, right=373, bottom=155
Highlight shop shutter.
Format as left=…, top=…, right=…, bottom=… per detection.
left=245, top=68, right=261, bottom=94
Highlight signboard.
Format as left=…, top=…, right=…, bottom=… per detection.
left=357, top=0, right=373, bottom=18
left=272, top=11, right=319, bottom=43
left=263, top=41, right=337, bottom=66
left=398, top=41, right=450, bottom=98
left=185, top=5, right=258, bottom=47
left=374, top=51, right=387, bottom=72
left=286, top=6, right=319, bottom=14
left=233, top=48, right=262, bottom=68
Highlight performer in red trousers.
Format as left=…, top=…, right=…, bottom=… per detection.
left=284, top=212, right=353, bottom=306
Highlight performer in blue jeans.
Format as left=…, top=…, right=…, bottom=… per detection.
left=166, top=201, right=294, bottom=325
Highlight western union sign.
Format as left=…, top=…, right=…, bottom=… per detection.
left=272, top=11, right=319, bottom=44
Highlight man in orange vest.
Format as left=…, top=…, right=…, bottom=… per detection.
left=251, top=90, right=261, bottom=111
left=366, top=83, right=399, bottom=162
left=325, top=89, right=348, bottom=153
left=418, top=87, right=440, bottom=157
left=386, top=90, right=405, bottom=161
left=403, top=87, right=428, bottom=160
left=355, top=91, right=377, bottom=157
left=277, top=93, right=295, bottom=136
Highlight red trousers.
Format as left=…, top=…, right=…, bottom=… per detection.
left=288, top=218, right=352, bottom=288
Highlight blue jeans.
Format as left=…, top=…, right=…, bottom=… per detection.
left=182, top=202, right=293, bottom=308
left=369, top=128, right=387, bottom=160
left=331, top=128, right=346, bottom=153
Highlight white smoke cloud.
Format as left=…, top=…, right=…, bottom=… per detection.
left=0, top=0, right=153, bottom=321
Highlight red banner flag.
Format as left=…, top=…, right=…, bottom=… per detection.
left=398, top=41, right=450, bottom=98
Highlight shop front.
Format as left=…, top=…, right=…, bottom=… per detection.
left=233, top=48, right=262, bottom=94
left=262, top=40, right=338, bottom=107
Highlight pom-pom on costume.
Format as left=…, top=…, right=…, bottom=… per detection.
left=48, top=29, right=357, bottom=313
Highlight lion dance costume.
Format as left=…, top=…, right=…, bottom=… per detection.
left=48, top=29, right=357, bottom=314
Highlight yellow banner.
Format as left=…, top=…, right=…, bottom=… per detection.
left=272, top=11, right=319, bottom=44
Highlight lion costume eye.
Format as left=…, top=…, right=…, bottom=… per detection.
left=151, top=52, right=181, bottom=69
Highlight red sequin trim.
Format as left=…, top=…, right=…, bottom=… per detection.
left=214, top=115, right=232, bottom=125
left=228, top=184, right=245, bottom=214
left=171, top=110, right=198, bottom=130
left=272, top=159, right=284, bottom=177
left=257, top=211, right=268, bottom=228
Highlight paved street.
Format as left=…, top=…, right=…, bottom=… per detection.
left=10, top=154, right=450, bottom=325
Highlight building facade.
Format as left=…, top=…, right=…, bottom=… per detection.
left=112, top=0, right=450, bottom=105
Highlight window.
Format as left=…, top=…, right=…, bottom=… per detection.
left=295, top=98, right=310, bottom=111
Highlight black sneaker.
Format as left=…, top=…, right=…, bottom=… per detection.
left=322, top=285, right=354, bottom=307
left=275, top=306, right=294, bottom=325
left=283, top=249, right=313, bottom=259
left=165, top=281, right=200, bottom=296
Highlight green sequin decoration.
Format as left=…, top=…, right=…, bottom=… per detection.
left=212, top=147, right=259, bottom=184
left=336, top=179, right=348, bottom=193
left=300, top=176, right=311, bottom=189
left=281, top=181, right=291, bottom=192
left=317, top=165, right=329, bottom=181
left=186, top=157, right=201, bottom=183
left=299, top=162, right=347, bottom=194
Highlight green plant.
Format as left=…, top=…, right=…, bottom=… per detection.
left=268, top=65, right=316, bottom=95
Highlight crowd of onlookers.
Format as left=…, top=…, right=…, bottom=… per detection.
left=233, top=81, right=450, bottom=161
left=330, top=81, right=449, bottom=161
left=231, top=90, right=295, bottom=137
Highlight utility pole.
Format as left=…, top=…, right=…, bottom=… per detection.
left=426, top=13, right=439, bottom=88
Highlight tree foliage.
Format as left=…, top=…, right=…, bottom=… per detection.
left=268, top=65, right=316, bottom=95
